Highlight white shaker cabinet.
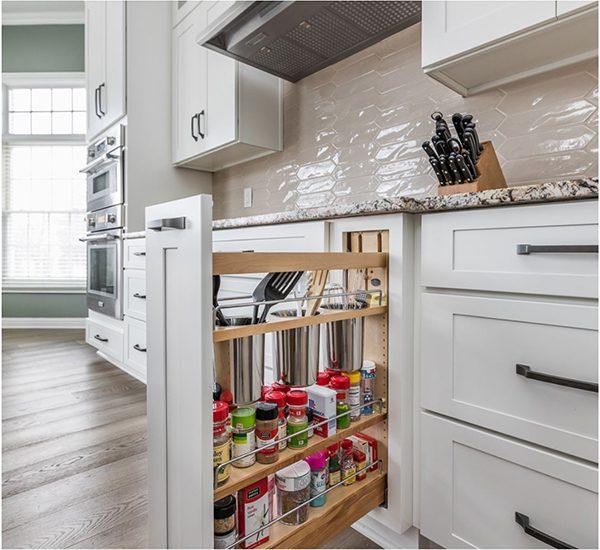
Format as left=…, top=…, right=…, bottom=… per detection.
left=85, top=0, right=126, bottom=141
left=172, top=2, right=282, bottom=171
left=558, top=0, right=598, bottom=16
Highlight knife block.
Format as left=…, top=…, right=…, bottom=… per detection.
left=437, top=141, right=507, bottom=196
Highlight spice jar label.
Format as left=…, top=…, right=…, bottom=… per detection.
left=329, top=470, right=341, bottom=486
left=277, top=423, right=287, bottom=451
left=275, top=472, right=310, bottom=493
left=232, top=430, right=256, bottom=467
left=287, top=422, right=308, bottom=448
left=213, top=441, right=230, bottom=483
left=256, top=428, right=278, bottom=455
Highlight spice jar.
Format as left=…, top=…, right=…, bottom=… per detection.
left=271, top=382, right=291, bottom=394
left=306, top=407, right=314, bottom=438
left=361, top=360, right=376, bottom=415
left=213, top=400, right=231, bottom=485
left=344, top=370, right=362, bottom=422
left=305, top=452, right=327, bottom=507
left=316, top=372, right=330, bottom=386
left=256, top=402, right=279, bottom=464
left=341, top=439, right=356, bottom=486
left=221, top=389, right=235, bottom=432
left=213, top=382, right=222, bottom=401
left=330, top=376, right=350, bottom=429
left=265, top=390, right=287, bottom=451
left=286, top=390, right=308, bottom=449
left=276, top=461, right=311, bottom=525
left=354, top=449, right=367, bottom=481
left=231, top=407, right=256, bottom=468
left=328, top=443, right=341, bottom=487
left=214, top=495, right=236, bottom=548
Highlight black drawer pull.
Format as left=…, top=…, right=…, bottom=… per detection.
left=516, top=364, right=598, bottom=393
left=133, top=344, right=147, bottom=352
left=133, top=292, right=147, bottom=300
left=517, top=244, right=598, bottom=255
left=515, top=512, right=576, bottom=549
left=133, top=251, right=146, bottom=256
left=94, top=334, right=108, bottom=343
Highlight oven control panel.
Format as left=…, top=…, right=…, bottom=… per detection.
left=87, top=204, right=124, bottom=233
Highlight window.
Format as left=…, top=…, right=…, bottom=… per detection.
left=2, top=73, right=87, bottom=291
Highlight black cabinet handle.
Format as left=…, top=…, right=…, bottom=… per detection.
left=133, top=292, right=147, bottom=299
left=191, top=114, right=198, bottom=141
left=197, top=110, right=205, bottom=139
left=98, top=83, right=106, bottom=116
left=133, top=344, right=147, bottom=352
left=516, top=364, right=598, bottom=393
left=517, top=244, right=598, bottom=255
left=133, top=251, right=146, bottom=257
left=94, top=334, right=108, bottom=343
left=94, top=87, right=101, bottom=118
left=515, top=512, right=576, bottom=549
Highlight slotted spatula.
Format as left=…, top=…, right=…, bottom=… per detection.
left=258, top=271, right=304, bottom=324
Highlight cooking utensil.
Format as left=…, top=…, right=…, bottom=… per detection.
left=448, top=154, right=462, bottom=183
left=305, top=270, right=329, bottom=316
left=213, top=275, right=229, bottom=327
left=455, top=154, right=474, bottom=182
left=422, top=140, right=438, bottom=160
left=228, top=316, right=265, bottom=404
left=465, top=121, right=483, bottom=153
left=438, top=155, right=452, bottom=184
left=431, top=135, right=446, bottom=157
left=251, top=272, right=279, bottom=324
left=429, top=157, right=446, bottom=185
left=258, top=271, right=304, bottom=323
left=452, top=113, right=464, bottom=138
left=321, top=303, right=364, bottom=372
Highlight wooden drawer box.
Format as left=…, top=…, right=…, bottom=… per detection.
left=86, top=317, right=124, bottom=362
left=421, top=201, right=598, bottom=298
left=124, top=238, right=146, bottom=270
left=124, top=270, right=147, bottom=322
left=420, top=412, right=598, bottom=549
left=421, top=293, right=598, bottom=461
left=124, top=316, right=147, bottom=382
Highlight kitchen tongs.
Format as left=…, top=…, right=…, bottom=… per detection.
left=252, top=271, right=304, bottom=324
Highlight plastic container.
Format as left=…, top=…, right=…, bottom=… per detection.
left=214, top=495, right=236, bottom=537
left=276, top=461, right=311, bottom=525
left=286, top=390, right=308, bottom=449
left=256, top=402, right=279, bottom=464
left=265, top=390, right=287, bottom=451
left=341, top=438, right=356, bottom=486
left=344, top=370, right=362, bottom=422
left=231, top=407, right=256, bottom=468
left=305, top=452, right=328, bottom=507
left=330, top=375, right=350, bottom=429
left=213, top=400, right=231, bottom=485
left=361, top=360, right=376, bottom=415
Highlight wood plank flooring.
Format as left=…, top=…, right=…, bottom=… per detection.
left=2, top=329, right=379, bottom=549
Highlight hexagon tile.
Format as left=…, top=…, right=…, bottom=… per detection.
left=213, top=24, right=598, bottom=220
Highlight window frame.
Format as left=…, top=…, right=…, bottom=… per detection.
left=3, top=71, right=87, bottom=293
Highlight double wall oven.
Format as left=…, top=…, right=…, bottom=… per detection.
left=80, top=123, right=125, bottom=319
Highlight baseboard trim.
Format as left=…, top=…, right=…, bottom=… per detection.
left=353, top=516, right=418, bottom=549
left=2, top=317, right=86, bottom=329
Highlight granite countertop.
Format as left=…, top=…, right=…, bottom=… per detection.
left=213, top=178, right=598, bottom=230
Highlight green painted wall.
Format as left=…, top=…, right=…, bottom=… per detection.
left=3, top=24, right=87, bottom=318
left=2, top=25, right=85, bottom=72
left=2, top=293, right=87, bottom=318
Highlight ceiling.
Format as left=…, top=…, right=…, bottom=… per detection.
left=2, top=1, right=84, bottom=25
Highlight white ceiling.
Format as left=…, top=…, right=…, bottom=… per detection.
left=2, top=1, right=84, bottom=25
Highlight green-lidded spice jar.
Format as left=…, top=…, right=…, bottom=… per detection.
left=231, top=407, right=256, bottom=468
left=286, top=390, right=308, bottom=449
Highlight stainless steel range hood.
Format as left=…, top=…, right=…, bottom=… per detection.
left=199, top=1, right=421, bottom=83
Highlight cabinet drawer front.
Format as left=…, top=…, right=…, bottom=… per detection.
left=421, top=412, right=598, bottom=549
left=86, top=318, right=123, bottom=362
left=124, top=239, right=146, bottom=269
left=124, top=271, right=147, bottom=321
left=421, top=293, right=598, bottom=461
left=421, top=201, right=598, bottom=298
left=124, top=316, right=147, bottom=379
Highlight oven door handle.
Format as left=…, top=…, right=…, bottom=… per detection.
left=79, top=234, right=117, bottom=242
left=79, top=150, right=121, bottom=174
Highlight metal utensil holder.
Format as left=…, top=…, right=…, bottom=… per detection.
left=321, top=303, right=365, bottom=372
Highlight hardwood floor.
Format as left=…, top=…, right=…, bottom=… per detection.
left=2, top=329, right=379, bottom=549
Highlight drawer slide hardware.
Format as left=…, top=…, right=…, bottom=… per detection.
left=516, top=244, right=598, bottom=255
left=515, top=512, right=575, bottom=549
left=516, top=364, right=598, bottom=393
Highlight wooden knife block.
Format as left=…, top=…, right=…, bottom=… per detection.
left=437, top=141, right=507, bottom=196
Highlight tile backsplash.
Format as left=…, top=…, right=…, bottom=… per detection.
left=213, top=24, right=598, bottom=220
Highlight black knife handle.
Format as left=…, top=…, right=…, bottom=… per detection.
left=438, top=156, right=453, bottom=185
left=462, top=135, right=478, bottom=164
left=456, top=154, right=474, bottom=182
left=447, top=155, right=461, bottom=183
left=432, top=136, right=446, bottom=156
left=429, top=157, right=446, bottom=185
left=465, top=122, right=483, bottom=153
left=422, top=141, right=438, bottom=160
left=452, top=113, right=464, bottom=138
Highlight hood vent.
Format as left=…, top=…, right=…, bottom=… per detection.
left=201, top=1, right=421, bottom=83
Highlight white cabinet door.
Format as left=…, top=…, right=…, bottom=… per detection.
left=172, top=4, right=208, bottom=163
left=205, top=51, right=237, bottom=152
left=103, top=0, right=126, bottom=130
left=557, top=0, right=597, bottom=16
left=422, top=1, right=556, bottom=67
left=172, top=0, right=200, bottom=28
left=86, top=0, right=106, bottom=140
left=146, top=195, right=213, bottom=549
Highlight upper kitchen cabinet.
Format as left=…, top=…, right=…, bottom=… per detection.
left=422, top=1, right=598, bottom=96
left=172, top=0, right=200, bottom=28
left=172, top=1, right=282, bottom=172
left=85, top=0, right=126, bottom=141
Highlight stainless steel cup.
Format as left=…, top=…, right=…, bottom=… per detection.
left=271, top=310, right=320, bottom=386
left=321, top=304, right=364, bottom=371
left=228, top=317, right=265, bottom=404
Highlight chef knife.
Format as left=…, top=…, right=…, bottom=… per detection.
left=465, top=121, right=483, bottom=153
left=452, top=113, right=464, bottom=138
left=462, top=135, right=477, bottom=166
left=449, top=137, right=477, bottom=179
left=432, top=136, right=447, bottom=157
left=429, top=157, right=446, bottom=185
left=456, top=154, right=474, bottom=182
left=463, top=130, right=479, bottom=162
left=447, top=154, right=462, bottom=183
left=438, top=155, right=453, bottom=184
left=422, top=140, right=438, bottom=160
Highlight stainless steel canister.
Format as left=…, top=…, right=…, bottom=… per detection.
left=321, top=304, right=364, bottom=371
left=228, top=317, right=265, bottom=404
left=271, top=310, right=320, bottom=387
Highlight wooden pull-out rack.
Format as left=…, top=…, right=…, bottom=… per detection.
left=213, top=250, right=389, bottom=549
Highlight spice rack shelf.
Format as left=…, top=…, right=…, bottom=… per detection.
left=214, top=411, right=387, bottom=501
left=258, top=472, right=387, bottom=549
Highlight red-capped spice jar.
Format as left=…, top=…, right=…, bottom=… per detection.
left=261, top=385, right=273, bottom=401
left=353, top=449, right=367, bottom=481
left=271, top=382, right=291, bottom=394
left=255, top=402, right=279, bottom=464
left=265, top=390, right=287, bottom=451
left=286, top=390, right=308, bottom=449
left=325, top=368, right=342, bottom=379
left=316, top=372, right=330, bottom=386
left=213, top=400, right=231, bottom=485
left=330, top=375, right=350, bottom=429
